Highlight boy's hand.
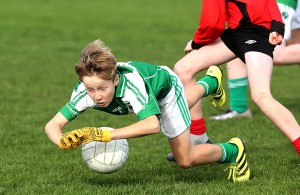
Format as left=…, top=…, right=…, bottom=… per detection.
left=58, top=129, right=85, bottom=150
left=184, top=40, right=193, bottom=54
left=88, top=127, right=111, bottom=142
left=58, top=127, right=111, bottom=150
left=269, top=31, right=283, bottom=45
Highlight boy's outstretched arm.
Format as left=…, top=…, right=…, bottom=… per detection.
left=45, top=112, right=69, bottom=146
left=109, top=115, right=160, bottom=140
left=45, top=113, right=160, bottom=150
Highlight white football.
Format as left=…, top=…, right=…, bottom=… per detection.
left=81, top=127, right=129, bottom=174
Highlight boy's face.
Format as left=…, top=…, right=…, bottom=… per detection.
left=82, top=75, right=119, bottom=108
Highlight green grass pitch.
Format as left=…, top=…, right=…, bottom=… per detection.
left=1, top=0, right=300, bottom=194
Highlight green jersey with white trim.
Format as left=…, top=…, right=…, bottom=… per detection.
left=277, top=0, right=297, bottom=10
left=60, top=61, right=173, bottom=121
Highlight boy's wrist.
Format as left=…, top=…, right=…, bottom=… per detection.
left=191, top=40, right=205, bottom=50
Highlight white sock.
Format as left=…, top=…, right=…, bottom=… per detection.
left=190, top=133, right=210, bottom=145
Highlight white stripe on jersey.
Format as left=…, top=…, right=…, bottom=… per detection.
left=120, top=65, right=149, bottom=114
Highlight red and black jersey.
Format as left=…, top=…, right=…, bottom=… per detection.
left=192, top=0, right=284, bottom=48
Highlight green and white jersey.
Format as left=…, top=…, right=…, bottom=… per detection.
left=60, top=61, right=173, bottom=122
left=277, top=0, right=298, bottom=39
left=277, top=0, right=297, bottom=10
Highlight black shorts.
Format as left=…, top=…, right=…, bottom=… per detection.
left=220, top=25, right=275, bottom=63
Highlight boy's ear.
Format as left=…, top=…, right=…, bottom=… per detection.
left=114, top=74, right=119, bottom=86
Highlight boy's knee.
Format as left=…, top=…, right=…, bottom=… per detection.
left=173, top=63, right=194, bottom=83
left=173, top=62, right=185, bottom=75
left=251, top=92, right=272, bottom=108
left=176, top=158, right=194, bottom=169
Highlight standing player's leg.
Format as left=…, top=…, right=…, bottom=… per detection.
left=245, top=51, right=300, bottom=155
left=174, top=38, right=234, bottom=114
left=167, top=40, right=234, bottom=161
left=210, top=58, right=252, bottom=120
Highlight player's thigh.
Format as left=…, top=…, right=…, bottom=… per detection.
left=245, top=52, right=273, bottom=96
left=168, top=129, right=194, bottom=159
left=174, top=38, right=235, bottom=77
left=288, top=29, right=300, bottom=44
left=226, top=58, right=248, bottom=79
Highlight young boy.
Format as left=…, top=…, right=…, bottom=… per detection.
left=45, top=39, right=250, bottom=182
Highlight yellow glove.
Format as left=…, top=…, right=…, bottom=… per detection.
left=58, top=129, right=85, bottom=150
left=58, top=127, right=111, bottom=149
left=88, top=127, right=111, bottom=142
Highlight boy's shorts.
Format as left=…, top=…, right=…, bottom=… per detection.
left=221, top=25, right=275, bottom=63
left=158, top=66, right=191, bottom=139
left=291, top=1, right=300, bottom=30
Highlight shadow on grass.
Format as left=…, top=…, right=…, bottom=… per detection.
left=81, top=162, right=227, bottom=186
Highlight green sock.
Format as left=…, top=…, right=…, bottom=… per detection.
left=218, top=143, right=238, bottom=164
left=228, top=77, right=248, bottom=113
left=197, top=76, right=218, bottom=97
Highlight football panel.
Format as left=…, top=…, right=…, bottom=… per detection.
left=85, top=158, right=122, bottom=174
left=81, top=127, right=129, bottom=174
left=93, top=141, right=107, bottom=164
left=121, top=140, right=129, bottom=164
left=82, top=141, right=97, bottom=161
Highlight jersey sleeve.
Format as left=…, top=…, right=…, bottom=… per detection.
left=136, top=93, right=161, bottom=120
left=192, top=0, right=226, bottom=49
left=60, top=101, right=83, bottom=121
left=59, top=82, right=95, bottom=121
left=121, top=73, right=161, bottom=121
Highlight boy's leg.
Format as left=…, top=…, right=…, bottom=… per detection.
left=227, top=77, right=249, bottom=113
left=168, top=130, right=222, bottom=166
left=196, top=65, right=226, bottom=107
left=246, top=52, right=300, bottom=155
left=174, top=38, right=235, bottom=110
left=219, top=138, right=251, bottom=182
left=167, top=65, right=224, bottom=161
left=167, top=117, right=211, bottom=162
left=189, top=118, right=212, bottom=145
left=171, top=39, right=234, bottom=161
left=210, top=59, right=252, bottom=120
left=169, top=130, right=250, bottom=182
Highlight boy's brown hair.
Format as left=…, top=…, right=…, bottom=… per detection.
left=75, top=39, right=117, bottom=81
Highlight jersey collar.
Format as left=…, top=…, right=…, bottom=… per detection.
left=115, top=71, right=126, bottom=98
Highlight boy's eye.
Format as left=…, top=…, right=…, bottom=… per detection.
left=99, top=87, right=108, bottom=91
